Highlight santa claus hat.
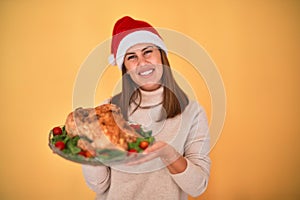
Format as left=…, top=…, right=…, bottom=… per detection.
left=108, top=16, right=167, bottom=69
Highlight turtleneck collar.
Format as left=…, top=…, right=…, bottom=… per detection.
left=135, top=86, right=164, bottom=107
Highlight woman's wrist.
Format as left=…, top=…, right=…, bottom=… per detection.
left=158, top=145, right=188, bottom=174
left=163, top=155, right=188, bottom=174
left=159, top=145, right=180, bottom=165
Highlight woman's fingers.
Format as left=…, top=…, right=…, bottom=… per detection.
left=126, top=151, right=159, bottom=165
left=126, top=141, right=179, bottom=166
left=143, top=141, right=167, bottom=153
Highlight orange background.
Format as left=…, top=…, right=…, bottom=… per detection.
left=1, top=1, right=299, bottom=200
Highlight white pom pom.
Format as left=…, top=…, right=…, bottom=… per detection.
left=108, top=54, right=116, bottom=66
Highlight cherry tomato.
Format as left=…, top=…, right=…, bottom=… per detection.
left=52, top=126, right=62, bottom=136
left=55, top=141, right=65, bottom=150
left=139, top=141, right=149, bottom=150
left=78, top=150, right=86, bottom=157
left=130, top=124, right=141, bottom=132
left=78, top=150, right=94, bottom=158
left=128, top=149, right=138, bottom=153
left=85, top=151, right=94, bottom=158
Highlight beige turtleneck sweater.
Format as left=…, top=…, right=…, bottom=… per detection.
left=82, top=87, right=211, bottom=200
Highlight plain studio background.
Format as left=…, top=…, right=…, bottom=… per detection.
left=0, top=1, right=299, bottom=200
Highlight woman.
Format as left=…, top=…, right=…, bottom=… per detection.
left=82, top=16, right=211, bottom=200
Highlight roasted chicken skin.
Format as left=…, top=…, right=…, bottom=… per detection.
left=65, top=104, right=139, bottom=152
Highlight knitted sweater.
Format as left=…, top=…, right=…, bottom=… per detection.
left=82, top=87, right=211, bottom=200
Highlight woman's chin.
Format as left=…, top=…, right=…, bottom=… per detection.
left=140, top=83, right=161, bottom=91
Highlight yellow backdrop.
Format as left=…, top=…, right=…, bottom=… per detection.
left=1, top=1, right=299, bottom=200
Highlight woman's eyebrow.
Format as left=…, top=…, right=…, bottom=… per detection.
left=124, top=52, right=135, bottom=57
left=141, top=45, right=154, bottom=51
left=125, top=46, right=154, bottom=57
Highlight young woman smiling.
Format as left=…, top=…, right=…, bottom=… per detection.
left=82, top=16, right=211, bottom=200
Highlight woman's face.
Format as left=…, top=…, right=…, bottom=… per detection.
left=123, top=43, right=163, bottom=91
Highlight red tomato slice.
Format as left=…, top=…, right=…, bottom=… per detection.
left=52, top=127, right=62, bottom=136
left=55, top=141, right=65, bottom=150
left=139, top=141, right=149, bottom=150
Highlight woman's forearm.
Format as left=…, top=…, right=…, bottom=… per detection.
left=165, top=155, right=187, bottom=174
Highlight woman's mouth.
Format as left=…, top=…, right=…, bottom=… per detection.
left=138, top=69, right=154, bottom=76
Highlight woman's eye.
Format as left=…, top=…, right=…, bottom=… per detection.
left=127, top=55, right=137, bottom=60
left=144, top=50, right=153, bottom=55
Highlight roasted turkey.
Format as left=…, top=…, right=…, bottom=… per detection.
left=65, top=104, right=140, bottom=155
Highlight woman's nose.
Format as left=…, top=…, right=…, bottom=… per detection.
left=137, top=55, right=148, bottom=66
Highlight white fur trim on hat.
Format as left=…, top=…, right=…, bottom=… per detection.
left=108, top=54, right=116, bottom=66
left=115, top=30, right=167, bottom=69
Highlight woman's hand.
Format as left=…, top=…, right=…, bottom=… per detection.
left=127, top=141, right=187, bottom=174
left=127, top=141, right=181, bottom=166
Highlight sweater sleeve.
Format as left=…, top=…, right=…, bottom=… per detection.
left=81, top=165, right=111, bottom=195
left=170, top=103, right=211, bottom=197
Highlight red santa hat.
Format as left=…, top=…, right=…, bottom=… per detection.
left=108, top=16, right=167, bottom=69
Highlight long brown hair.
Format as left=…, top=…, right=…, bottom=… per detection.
left=111, top=49, right=189, bottom=120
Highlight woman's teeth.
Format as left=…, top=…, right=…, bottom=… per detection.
left=139, top=69, right=154, bottom=76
